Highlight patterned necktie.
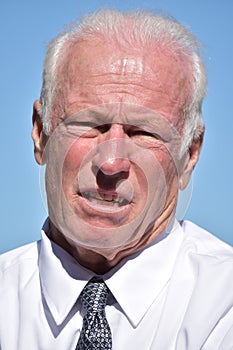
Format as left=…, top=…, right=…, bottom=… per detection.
left=76, top=278, right=112, bottom=350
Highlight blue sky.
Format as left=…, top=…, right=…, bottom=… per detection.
left=0, top=0, right=232, bottom=253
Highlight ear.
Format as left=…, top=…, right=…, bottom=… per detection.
left=31, top=100, right=46, bottom=165
left=179, top=127, right=204, bottom=190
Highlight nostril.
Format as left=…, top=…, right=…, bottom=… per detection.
left=96, top=169, right=129, bottom=191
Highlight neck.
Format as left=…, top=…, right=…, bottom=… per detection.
left=49, top=206, right=175, bottom=275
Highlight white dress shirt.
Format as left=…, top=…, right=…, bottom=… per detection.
left=0, top=218, right=233, bottom=350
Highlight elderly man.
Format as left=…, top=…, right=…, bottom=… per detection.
left=0, top=9, right=233, bottom=350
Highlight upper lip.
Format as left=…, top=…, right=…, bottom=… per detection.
left=78, top=188, right=132, bottom=204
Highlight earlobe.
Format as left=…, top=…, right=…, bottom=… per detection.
left=179, top=128, right=204, bottom=190
left=32, top=100, right=45, bottom=165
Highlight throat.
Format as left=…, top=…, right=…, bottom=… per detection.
left=49, top=222, right=118, bottom=274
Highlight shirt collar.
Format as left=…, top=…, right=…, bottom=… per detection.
left=103, top=218, right=184, bottom=327
left=39, top=218, right=184, bottom=327
left=39, top=220, right=95, bottom=325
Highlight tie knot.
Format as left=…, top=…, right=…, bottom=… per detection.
left=80, top=278, right=109, bottom=314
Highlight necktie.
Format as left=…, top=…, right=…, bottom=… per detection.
left=76, top=278, right=112, bottom=350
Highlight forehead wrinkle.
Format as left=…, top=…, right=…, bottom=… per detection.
left=66, top=59, right=190, bottom=109
left=59, top=37, right=192, bottom=93
left=59, top=39, right=191, bottom=133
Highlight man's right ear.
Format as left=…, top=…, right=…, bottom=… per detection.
left=31, top=100, right=46, bottom=165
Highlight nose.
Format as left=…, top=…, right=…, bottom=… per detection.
left=92, top=124, right=131, bottom=176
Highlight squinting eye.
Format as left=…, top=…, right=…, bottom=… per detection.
left=95, top=124, right=111, bottom=133
left=64, top=122, right=112, bottom=138
left=83, top=124, right=111, bottom=137
left=63, top=122, right=97, bottom=138
left=129, top=129, right=162, bottom=140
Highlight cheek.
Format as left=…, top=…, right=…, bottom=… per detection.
left=149, top=145, right=179, bottom=189
left=62, top=139, right=93, bottom=173
left=160, top=156, right=179, bottom=198
left=61, top=139, right=96, bottom=194
left=148, top=143, right=175, bottom=169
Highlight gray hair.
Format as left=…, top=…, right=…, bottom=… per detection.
left=40, top=9, right=207, bottom=154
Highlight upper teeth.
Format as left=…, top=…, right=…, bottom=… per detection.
left=81, top=192, right=128, bottom=206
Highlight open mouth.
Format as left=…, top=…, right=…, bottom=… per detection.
left=79, top=191, right=130, bottom=207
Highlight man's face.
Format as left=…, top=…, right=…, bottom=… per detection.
left=42, top=40, right=191, bottom=257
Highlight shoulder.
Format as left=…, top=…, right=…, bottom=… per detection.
left=0, top=241, right=40, bottom=268
left=177, top=220, right=233, bottom=301
left=0, top=241, right=41, bottom=287
left=173, top=221, right=233, bottom=347
left=180, top=220, right=233, bottom=259
left=0, top=242, right=43, bottom=345
left=176, top=220, right=233, bottom=288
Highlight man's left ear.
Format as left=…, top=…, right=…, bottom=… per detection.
left=179, top=127, right=204, bottom=190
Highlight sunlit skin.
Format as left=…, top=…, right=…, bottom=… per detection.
left=32, top=39, right=203, bottom=274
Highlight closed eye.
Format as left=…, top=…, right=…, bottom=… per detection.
left=94, top=124, right=111, bottom=133
left=64, top=121, right=114, bottom=138
left=128, top=128, right=163, bottom=140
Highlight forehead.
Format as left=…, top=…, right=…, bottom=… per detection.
left=59, top=38, right=192, bottom=127
left=64, top=38, right=191, bottom=84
